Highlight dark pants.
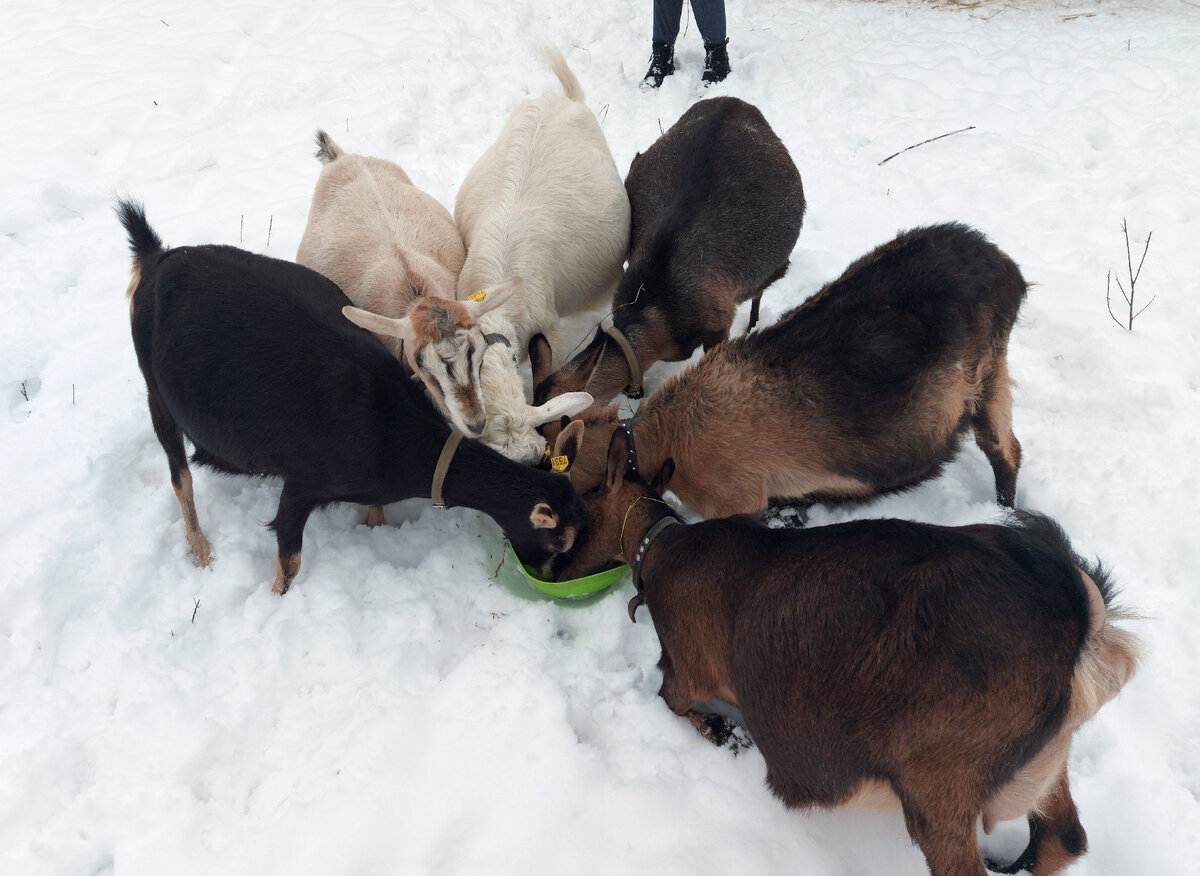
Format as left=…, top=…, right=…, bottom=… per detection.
left=652, top=0, right=726, bottom=46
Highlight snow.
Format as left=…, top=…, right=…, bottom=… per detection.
left=2, top=0, right=1198, bottom=873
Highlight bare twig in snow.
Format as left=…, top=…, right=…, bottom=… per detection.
left=191, top=597, right=201, bottom=623
left=1105, top=218, right=1155, bottom=330
left=267, top=215, right=273, bottom=248
left=878, top=126, right=976, bottom=166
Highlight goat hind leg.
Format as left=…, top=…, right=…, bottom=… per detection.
left=971, top=353, right=1021, bottom=508
left=899, top=785, right=989, bottom=876
left=147, top=388, right=212, bottom=567
left=989, top=766, right=1086, bottom=876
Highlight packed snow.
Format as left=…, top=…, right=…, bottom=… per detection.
left=1, top=0, right=1198, bottom=873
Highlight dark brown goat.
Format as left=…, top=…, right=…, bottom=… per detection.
left=533, top=96, right=804, bottom=408
left=552, top=222, right=1028, bottom=518
left=554, top=427, right=1140, bottom=876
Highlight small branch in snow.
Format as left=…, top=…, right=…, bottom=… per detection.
left=878, top=126, right=976, bottom=166
left=1105, top=218, right=1155, bottom=331
left=191, top=597, right=201, bottom=623
left=490, top=544, right=507, bottom=581
left=240, top=214, right=244, bottom=245
left=20, top=381, right=28, bottom=402
left=267, top=215, right=273, bottom=248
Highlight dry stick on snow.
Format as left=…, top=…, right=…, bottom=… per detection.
left=267, top=215, right=273, bottom=248
left=191, top=598, right=200, bottom=623
left=1106, top=218, right=1155, bottom=331
left=878, top=126, right=976, bottom=166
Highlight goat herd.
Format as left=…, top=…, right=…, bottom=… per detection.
left=118, top=48, right=1139, bottom=876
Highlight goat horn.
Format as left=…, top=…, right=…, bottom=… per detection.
left=627, top=593, right=644, bottom=623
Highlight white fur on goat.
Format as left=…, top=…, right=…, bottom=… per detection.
left=454, top=47, right=631, bottom=460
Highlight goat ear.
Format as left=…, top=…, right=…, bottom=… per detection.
left=529, top=333, right=554, bottom=387
left=342, top=305, right=417, bottom=344
left=528, top=391, right=593, bottom=427
left=463, top=277, right=520, bottom=318
left=651, top=458, right=675, bottom=494
left=605, top=427, right=631, bottom=489
left=530, top=501, right=559, bottom=530
left=552, top=420, right=585, bottom=470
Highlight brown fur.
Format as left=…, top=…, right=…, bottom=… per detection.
left=553, top=431, right=1140, bottom=876
left=558, top=224, right=1028, bottom=518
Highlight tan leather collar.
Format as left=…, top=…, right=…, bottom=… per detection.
left=604, top=325, right=643, bottom=399
left=431, top=431, right=465, bottom=508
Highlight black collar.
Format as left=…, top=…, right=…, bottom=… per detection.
left=631, top=515, right=683, bottom=589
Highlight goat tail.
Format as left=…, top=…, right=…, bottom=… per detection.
left=114, top=198, right=165, bottom=300
left=313, top=129, right=343, bottom=164
left=543, top=46, right=585, bottom=102
left=1067, top=558, right=1143, bottom=729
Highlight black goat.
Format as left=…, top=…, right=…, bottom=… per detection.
left=117, top=199, right=586, bottom=594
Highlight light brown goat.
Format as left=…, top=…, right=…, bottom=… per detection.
left=297, top=130, right=514, bottom=439
left=542, top=223, right=1027, bottom=517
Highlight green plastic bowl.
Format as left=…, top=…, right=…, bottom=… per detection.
left=506, top=542, right=629, bottom=599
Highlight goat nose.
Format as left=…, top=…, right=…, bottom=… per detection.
left=464, top=416, right=486, bottom=437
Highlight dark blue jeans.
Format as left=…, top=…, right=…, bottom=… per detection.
left=652, top=0, right=726, bottom=46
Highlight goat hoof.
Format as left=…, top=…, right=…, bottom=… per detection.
left=764, top=499, right=809, bottom=529
left=188, top=535, right=214, bottom=568
left=696, top=713, right=734, bottom=747
left=727, top=725, right=755, bottom=757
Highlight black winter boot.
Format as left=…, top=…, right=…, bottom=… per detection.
left=702, top=39, right=731, bottom=85
left=641, top=42, right=675, bottom=90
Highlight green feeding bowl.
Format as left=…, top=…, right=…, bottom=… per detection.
left=505, top=542, right=629, bottom=599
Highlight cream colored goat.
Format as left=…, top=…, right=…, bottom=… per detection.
left=455, top=47, right=631, bottom=463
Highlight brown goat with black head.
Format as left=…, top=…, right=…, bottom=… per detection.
left=553, top=427, right=1141, bottom=876
left=551, top=222, right=1028, bottom=518
left=533, top=96, right=804, bottom=410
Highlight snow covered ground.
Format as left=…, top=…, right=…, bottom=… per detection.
left=2, top=0, right=1198, bottom=873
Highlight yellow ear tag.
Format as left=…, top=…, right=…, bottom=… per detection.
left=468, top=289, right=487, bottom=302
left=550, top=455, right=570, bottom=473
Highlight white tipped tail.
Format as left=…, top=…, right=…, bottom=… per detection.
left=1068, top=570, right=1143, bottom=727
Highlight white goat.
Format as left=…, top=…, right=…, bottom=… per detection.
left=297, top=130, right=512, bottom=438
left=455, top=47, right=631, bottom=463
